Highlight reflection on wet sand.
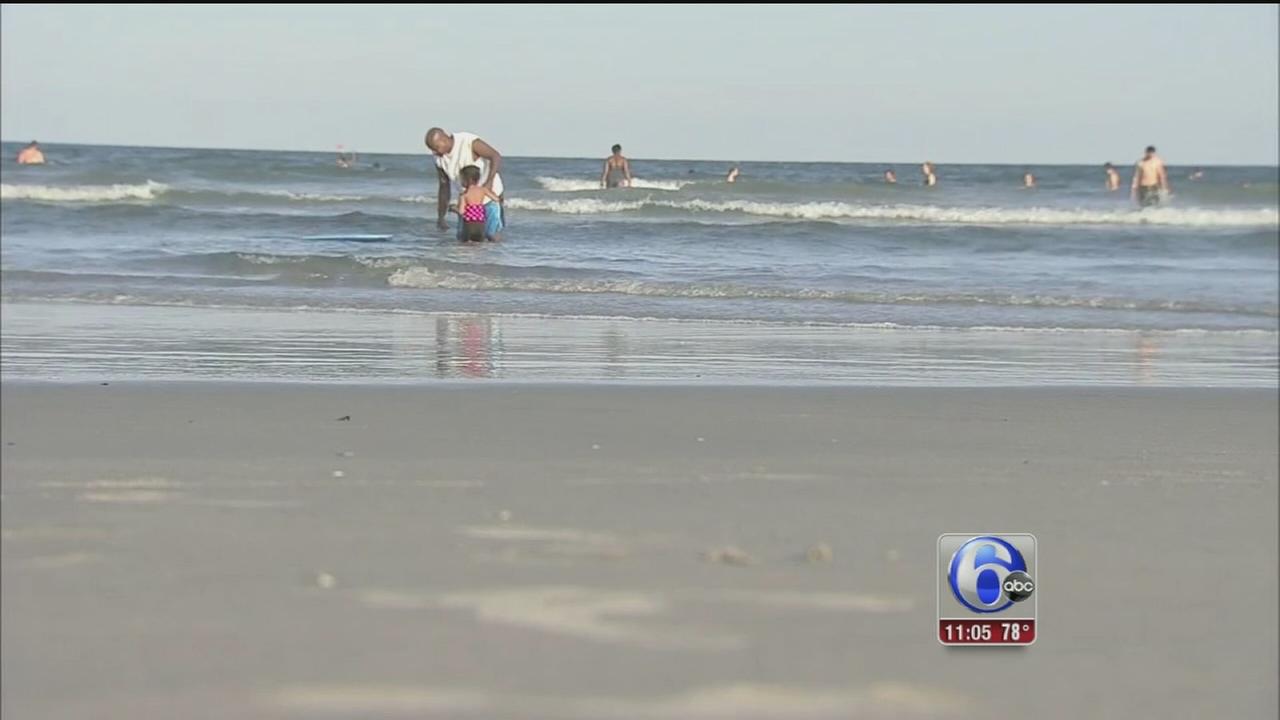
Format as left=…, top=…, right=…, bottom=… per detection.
left=1136, top=333, right=1158, bottom=384
left=434, top=316, right=500, bottom=378
left=3, top=302, right=1272, bottom=386
left=604, top=325, right=628, bottom=379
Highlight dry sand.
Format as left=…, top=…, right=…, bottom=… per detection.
left=2, top=383, right=1276, bottom=718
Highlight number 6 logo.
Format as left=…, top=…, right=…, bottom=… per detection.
left=947, top=536, right=1028, bottom=613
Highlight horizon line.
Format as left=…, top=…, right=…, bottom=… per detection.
left=2, top=139, right=1278, bottom=168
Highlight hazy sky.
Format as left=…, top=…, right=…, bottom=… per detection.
left=2, top=4, right=1277, bottom=163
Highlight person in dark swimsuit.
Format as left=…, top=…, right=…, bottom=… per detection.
left=1131, top=145, right=1170, bottom=208
left=601, top=144, right=632, bottom=188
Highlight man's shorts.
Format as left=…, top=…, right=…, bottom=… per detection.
left=1138, top=185, right=1162, bottom=207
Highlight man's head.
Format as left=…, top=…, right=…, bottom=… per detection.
left=1144, top=146, right=1156, bottom=158
left=611, top=144, right=622, bottom=155
left=425, top=128, right=453, bottom=156
left=27, top=140, right=38, bottom=148
left=1104, top=162, right=1114, bottom=170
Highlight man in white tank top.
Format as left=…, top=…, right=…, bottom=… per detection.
left=425, top=127, right=505, bottom=234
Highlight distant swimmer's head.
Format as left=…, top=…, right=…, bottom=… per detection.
left=611, top=144, right=622, bottom=155
left=27, top=140, right=38, bottom=148
left=425, top=128, right=452, bottom=156
left=1144, top=145, right=1156, bottom=158
left=1104, top=162, right=1114, bottom=170
left=460, top=164, right=482, bottom=188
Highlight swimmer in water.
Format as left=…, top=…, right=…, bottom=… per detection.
left=16, top=141, right=45, bottom=165
left=601, top=144, right=632, bottom=188
left=1104, top=162, right=1121, bottom=191
left=1131, top=145, right=1171, bottom=207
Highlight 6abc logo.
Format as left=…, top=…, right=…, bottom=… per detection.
left=938, top=534, right=1037, bottom=645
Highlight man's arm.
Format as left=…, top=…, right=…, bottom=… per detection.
left=472, top=139, right=503, bottom=191
left=623, top=158, right=633, bottom=184
left=601, top=159, right=610, bottom=188
left=436, top=166, right=451, bottom=230
left=1159, top=163, right=1171, bottom=192
left=1130, top=163, right=1141, bottom=200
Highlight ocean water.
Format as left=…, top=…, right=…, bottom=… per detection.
left=2, top=143, right=1277, bottom=384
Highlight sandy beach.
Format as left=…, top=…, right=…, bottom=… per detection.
left=2, top=382, right=1275, bottom=719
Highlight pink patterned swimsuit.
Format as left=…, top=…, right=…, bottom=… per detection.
left=463, top=202, right=486, bottom=223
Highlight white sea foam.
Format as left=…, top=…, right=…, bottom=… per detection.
left=385, top=265, right=1277, bottom=315
left=535, top=176, right=694, bottom=192
left=505, top=197, right=1280, bottom=227
left=1, top=181, right=167, bottom=202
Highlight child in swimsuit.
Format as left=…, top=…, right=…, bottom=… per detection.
left=456, top=165, right=503, bottom=242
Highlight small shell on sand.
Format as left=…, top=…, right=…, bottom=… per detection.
left=703, top=545, right=756, bottom=566
left=806, top=542, right=834, bottom=563
left=337, top=451, right=355, bottom=458
left=497, top=510, right=513, bottom=522
left=332, top=471, right=346, bottom=479
left=315, top=572, right=337, bottom=589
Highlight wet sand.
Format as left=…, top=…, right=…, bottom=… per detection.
left=3, top=302, right=1276, bottom=387
left=2, top=383, right=1276, bottom=718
